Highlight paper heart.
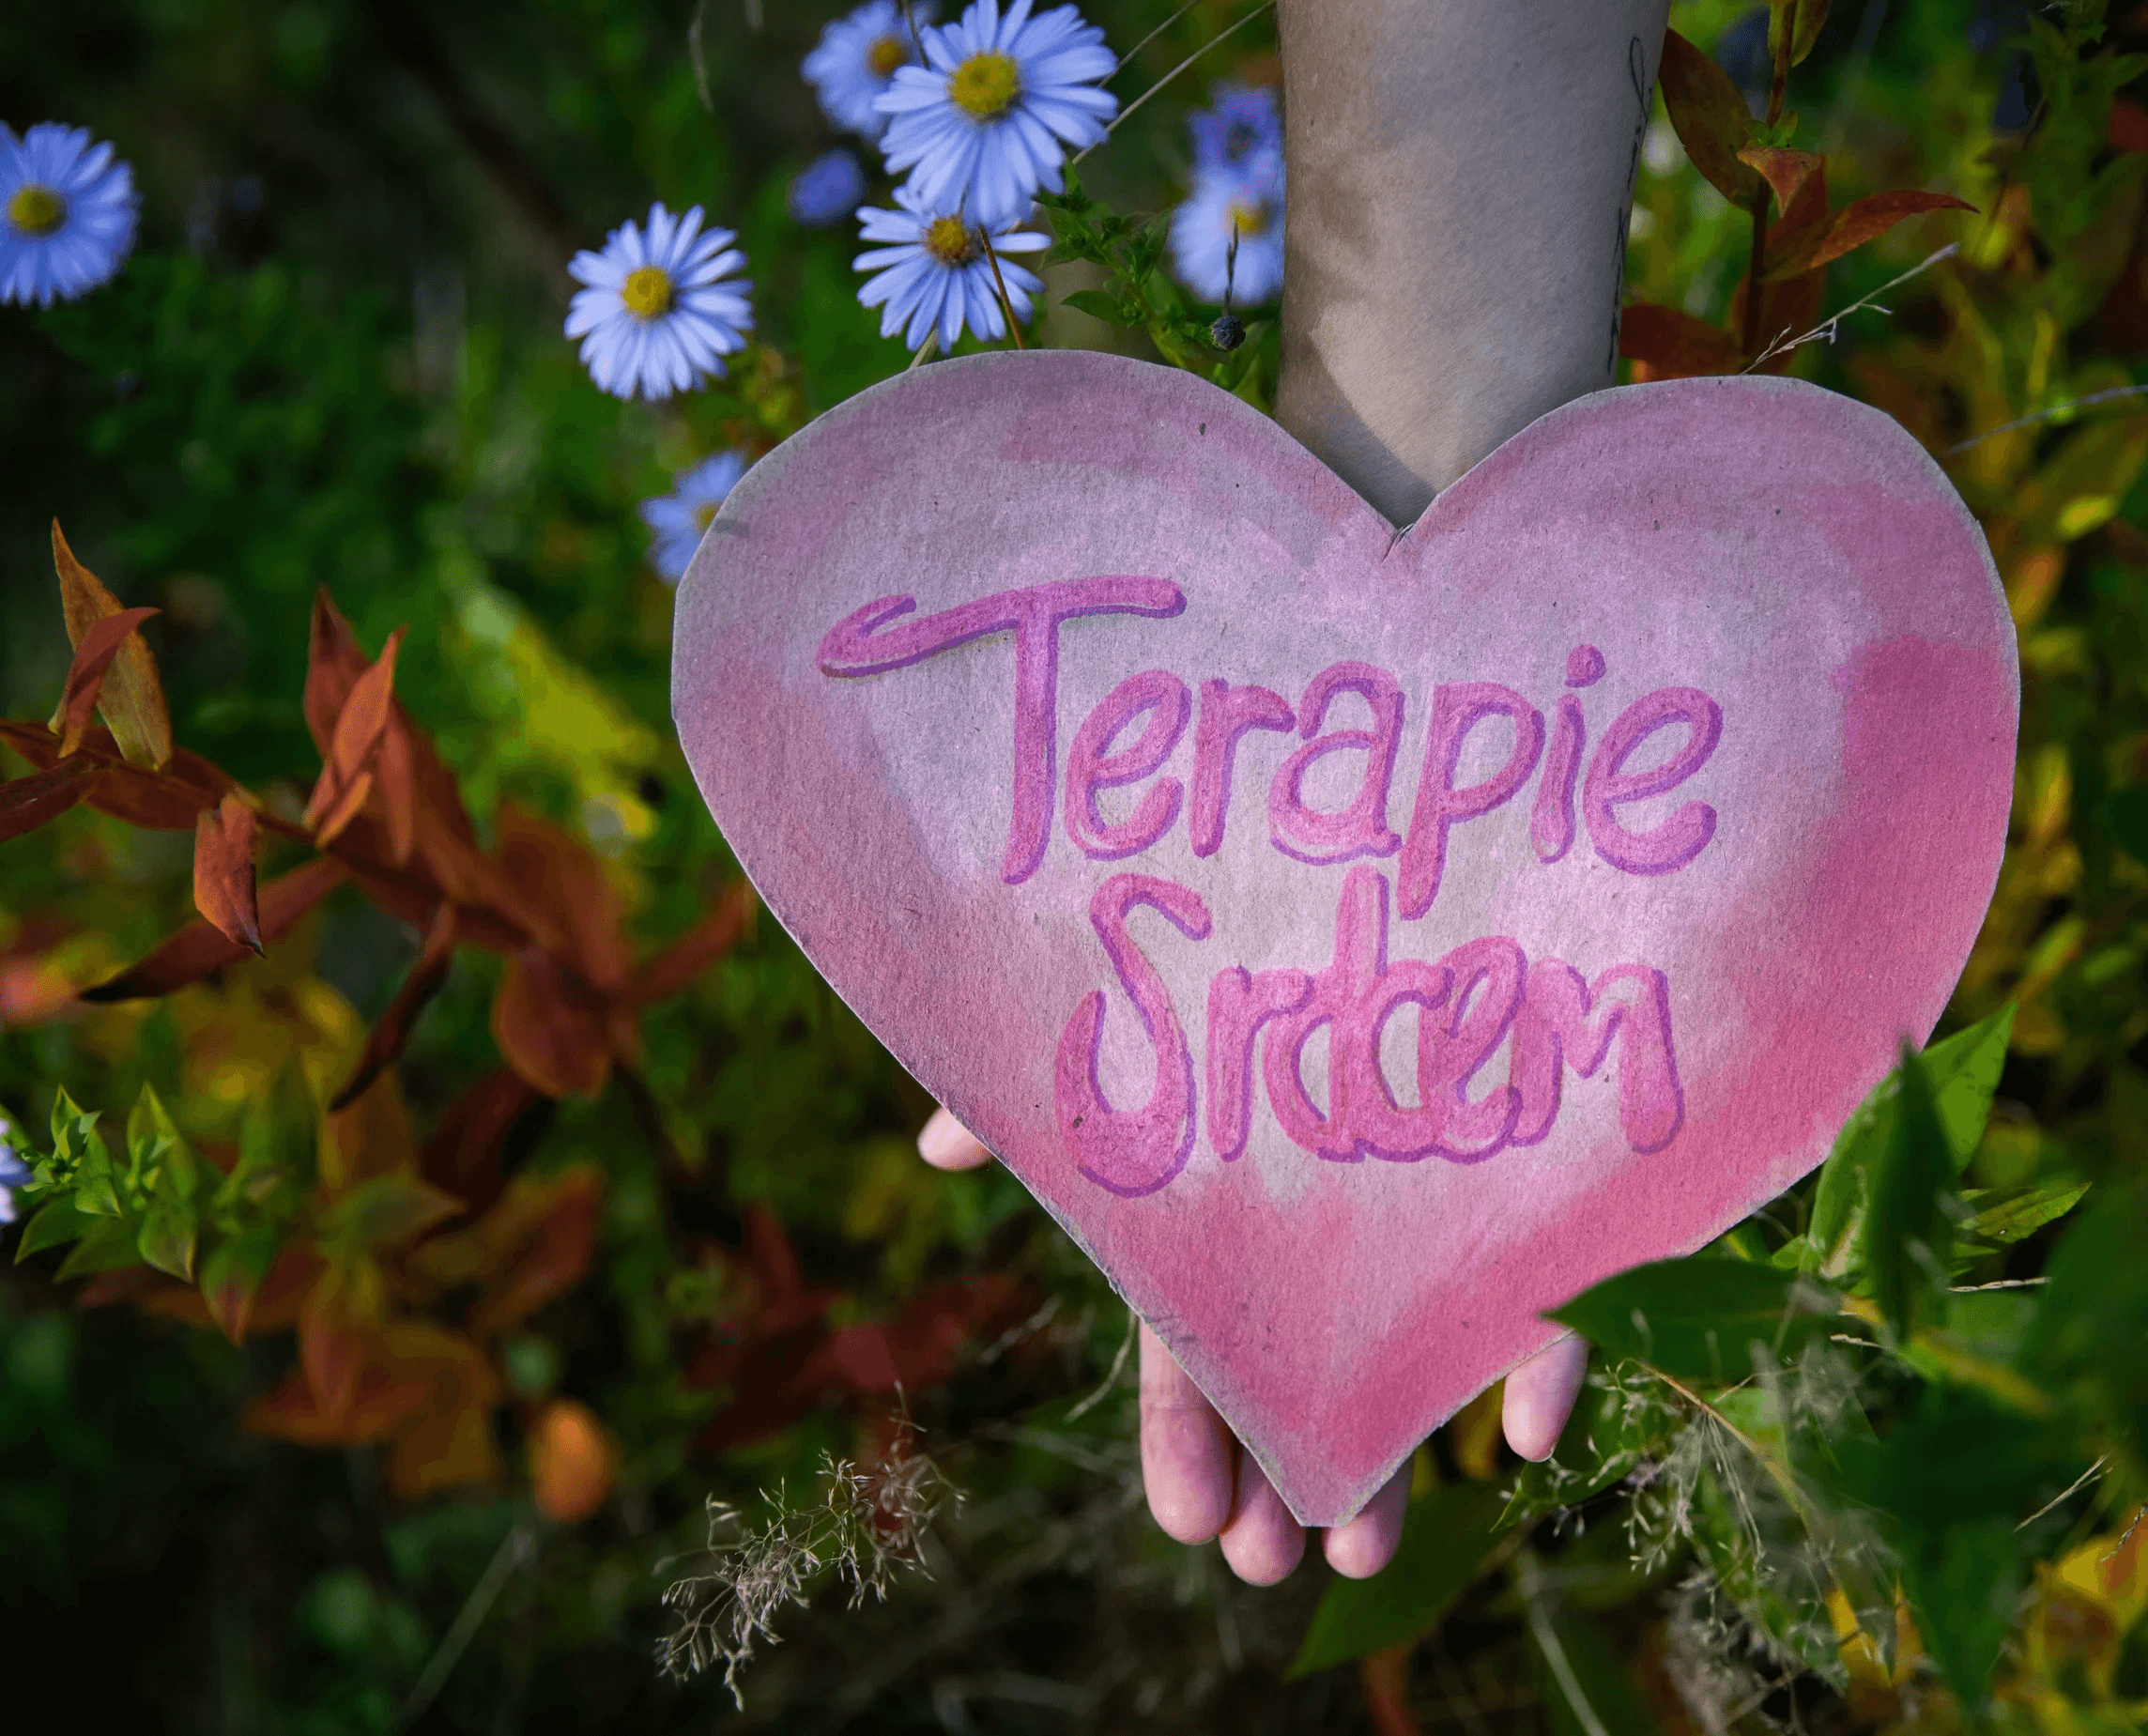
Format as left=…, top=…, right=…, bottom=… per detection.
left=671, top=351, right=2016, bottom=1525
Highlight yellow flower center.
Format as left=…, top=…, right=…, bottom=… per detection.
left=1227, top=198, right=1272, bottom=240
left=694, top=499, right=720, bottom=531
left=8, top=183, right=66, bottom=238
left=924, top=216, right=978, bottom=266
left=867, top=34, right=909, bottom=78
left=950, top=51, right=1020, bottom=120
left=621, top=265, right=673, bottom=319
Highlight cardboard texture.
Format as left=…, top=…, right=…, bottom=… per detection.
left=670, top=349, right=2018, bottom=1526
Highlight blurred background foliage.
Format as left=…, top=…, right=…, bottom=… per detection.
left=4, top=1, right=2148, bottom=1730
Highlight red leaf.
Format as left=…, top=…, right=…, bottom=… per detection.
left=816, top=1275, right=1028, bottom=1393
left=495, top=804, right=629, bottom=991
left=1619, top=303, right=1747, bottom=379
left=1737, top=145, right=1825, bottom=219
left=1763, top=189, right=1977, bottom=282
left=1658, top=28, right=1758, bottom=204
left=491, top=945, right=613, bottom=1098
left=53, top=606, right=161, bottom=759
left=628, top=882, right=757, bottom=1006
left=0, top=758, right=94, bottom=843
left=85, top=749, right=236, bottom=830
left=420, top=1068, right=542, bottom=1214
left=2113, top=97, right=2148, bottom=154
left=192, top=792, right=262, bottom=954
left=330, top=902, right=458, bottom=1110
left=80, top=855, right=346, bottom=1001
left=1732, top=267, right=1830, bottom=373
left=304, top=590, right=373, bottom=757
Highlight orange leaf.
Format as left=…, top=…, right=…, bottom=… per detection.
left=304, top=626, right=403, bottom=845
left=1658, top=28, right=1758, bottom=205
left=0, top=758, right=95, bottom=843
left=1763, top=189, right=1977, bottom=282
left=245, top=1363, right=433, bottom=1445
left=1737, top=145, right=1825, bottom=218
left=381, top=1327, right=502, bottom=1498
left=80, top=854, right=346, bottom=1001
left=303, top=589, right=374, bottom=757
left=192, top=792, right=262, bottom=954
left=299, top=1277, right=373, bottom=1427
left=376, top=714, right=417, bottom=867
left=50, top=521, right=172, bottom=769
left=51, top=606, right=161, bottom=759
left=470, top=1166, right=604, bottom=1338
left=530, top=1398, right=615, bottom=1523
left=330, top=901, right=458, bottom=1110
left=492, top=946, right=613, bottom=1098
left=1619, top=303, right=1747, bottom=379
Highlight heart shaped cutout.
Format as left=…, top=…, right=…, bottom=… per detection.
left=672, top=351, right=2016, bottom=1525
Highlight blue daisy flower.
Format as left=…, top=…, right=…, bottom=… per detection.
left=1189, top=84, right=1281, bottom=180
left=640, top=451, right=750, bottom=584
left=854, top=182, right=1048, bottom=351
left=790, top=150, right=868, bottom=227
left=0, top=1114, right=27, bottom=1226
left=1170, top=154, right=1284, bottom=307
left=565, top=202, right=752, bottom=401
left=877, top=0, right=1118, bottom=230
left=1, top=122, right=139, bottom=307
left=804, top=1, right=934, bottom=142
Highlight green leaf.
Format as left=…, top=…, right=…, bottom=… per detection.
left=318, top=1174, right=459, bottom=1252
left=54, top=1214, right=146, bottom=1281
left=1549, top=1258, right=1837, bottom=1383
left=137, top=1203, right=197, bottom=1281
left=1956, top=1178, right=2090, bottom=1256
left=1862, top=1044, right=1955, bottom=1337
left=1834, top=1389, right=2068, bottom=1705
left=1289, top=1480, right=1509, bottom=1677
left=1806, top=1006, right=2014, bottom=1277
left=1060, top=288, right=1137, bottom=327
left=14, top=1197, right=94, bottom=1261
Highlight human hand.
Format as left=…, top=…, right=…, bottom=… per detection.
left=918, top=1106, right=1588, bottom=1585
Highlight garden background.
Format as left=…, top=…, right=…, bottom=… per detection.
left=5, top=1, right=2148, bottom=1731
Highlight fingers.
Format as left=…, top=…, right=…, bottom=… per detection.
left=1137, top=1324, right=1235, bottom=1544
left=1219, top=1452, right=1306, bottom=1586
left=1501, top=1334, right=1588, bottom=1461
left=916, top=1106, right=993, bottom=1171
left=1322, top=1460, right=1411, bottom=1579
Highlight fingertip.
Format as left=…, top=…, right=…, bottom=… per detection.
left=1219, top=1456, right=1305, bottom=1586
left=1140, top=1329, right=1233, bottom=1544
left=1322, top=1462, right=1410, bottom=1579
left=917, top=1106, right=992, bottom=1170
left=1503, top=1334, right=1588, bottom=1462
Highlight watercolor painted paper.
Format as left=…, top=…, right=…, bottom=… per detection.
left=671, top=350, right=2017, bottom=1526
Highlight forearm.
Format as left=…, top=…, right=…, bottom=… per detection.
left=1276, top=0, right=1671, bottom=523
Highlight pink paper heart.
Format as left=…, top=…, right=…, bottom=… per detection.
left=671, top=351, right=2016, bottom=1525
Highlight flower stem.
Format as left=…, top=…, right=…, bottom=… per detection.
left=980, top=231, right=1026, bottom=350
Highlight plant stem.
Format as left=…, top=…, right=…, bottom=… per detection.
left=980, top=232, right=1026, bottom=350
left=1741, top=0, right=1797, bottom=359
